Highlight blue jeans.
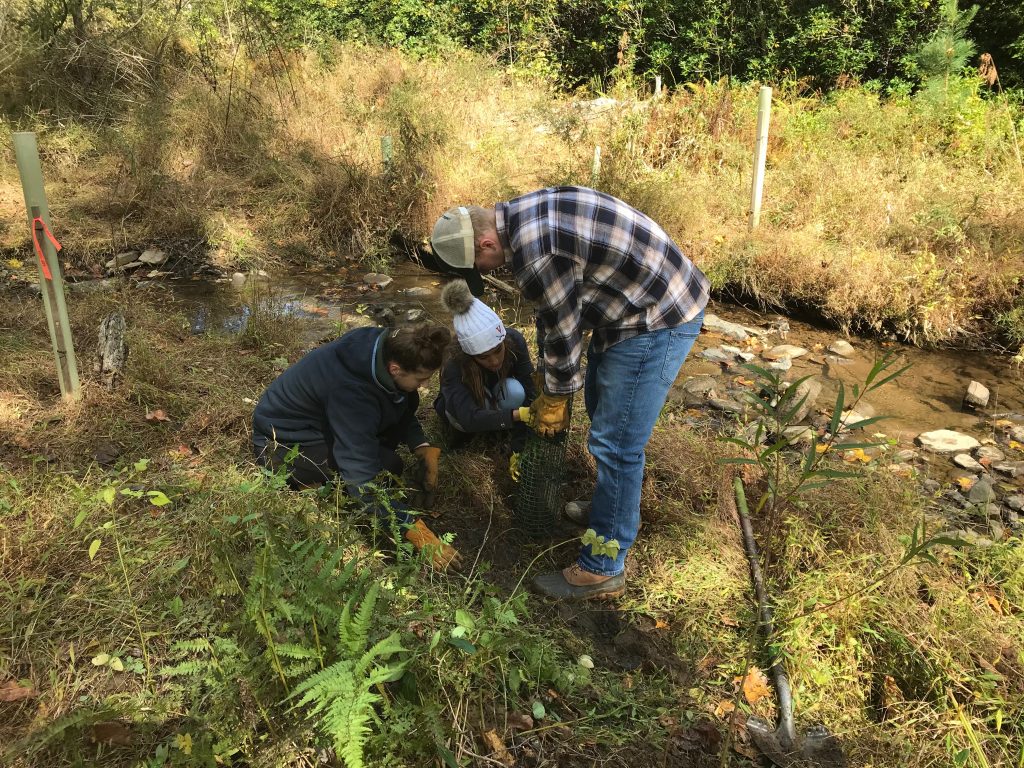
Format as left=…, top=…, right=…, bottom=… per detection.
left=579, top=313, right=703, bottom=576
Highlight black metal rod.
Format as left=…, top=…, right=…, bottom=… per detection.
left=734, top=476, right=797, bottom=747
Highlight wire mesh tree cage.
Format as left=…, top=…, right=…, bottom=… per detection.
left=514, top=395, right=573, bottom=538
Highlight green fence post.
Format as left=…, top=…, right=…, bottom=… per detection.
left=13, top=131, right=81, bottom=400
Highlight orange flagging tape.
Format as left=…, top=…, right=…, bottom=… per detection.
left=31, top=216, right=60, bottom=281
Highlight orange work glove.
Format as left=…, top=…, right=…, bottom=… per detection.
left=404, top=519, right=461, bottom=571
left=529, top=392, right=570, bottom=437
left=413, top=445, right=441, bottom=508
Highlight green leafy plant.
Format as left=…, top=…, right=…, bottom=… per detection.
left=721, top=353, right=909, bottom=566
left=290, top=583, right=407, bottom=768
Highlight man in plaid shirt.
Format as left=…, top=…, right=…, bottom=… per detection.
left=432, top=187, right=709, bottom=600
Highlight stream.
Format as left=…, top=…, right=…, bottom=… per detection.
left=127, top=263, right=1024, bottom=539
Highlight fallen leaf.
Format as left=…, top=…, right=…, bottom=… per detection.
left=714, top=699, right=736, bottom=719
left=1009, top=440, right=1024, bottom=452
left=5, top=258, right=23, bottom=269
left=507, top=712, right=534, bottom=731
left=482, top=730, right=514, bottom=767
left=89, top=721, right=132, bottom=745
left=654, top=618, right=669, bottom=629
left=720, top=614, right=740, bottom=628
left=843, top=448, right=873, bottom=464
left=740, top=666, right=771, bottom=704
left=956, top=476, right=977, bottom=491
left=145, top=409, right=170, bottom=423
left=994, top=419, right=1014, bottom=429
left=732, top=376, right=755, bottom=387
left=0, top=680, right=36, bottom=702
left=815, top=444, right=831, bottom=454
left=980, top=588, right=1003, bottom=615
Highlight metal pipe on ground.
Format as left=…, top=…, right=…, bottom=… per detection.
left=733, top=476, right=847, bottom=767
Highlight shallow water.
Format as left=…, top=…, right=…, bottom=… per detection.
left=166, top=264, right=1024, bottom=449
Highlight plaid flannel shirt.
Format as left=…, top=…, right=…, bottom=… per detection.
left=496, top=186, right=710, bottom=395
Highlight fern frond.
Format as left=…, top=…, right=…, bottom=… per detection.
left=339, top=581, right=379, bottom=656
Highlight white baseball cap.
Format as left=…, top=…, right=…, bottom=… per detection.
left=431, top=206, right=475, bottom=269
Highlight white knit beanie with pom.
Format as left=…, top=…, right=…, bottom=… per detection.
left=441, top=279, right=506, bottom=355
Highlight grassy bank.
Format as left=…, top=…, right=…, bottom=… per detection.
left=1, top=284, right=1022, bottom=766
left=2, top=46, right=1024, bottom=350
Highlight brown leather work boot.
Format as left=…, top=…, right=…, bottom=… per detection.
left=532, top=563, right=625, bottom=601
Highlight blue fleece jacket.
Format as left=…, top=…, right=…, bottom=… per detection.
left=252, top=327, right=426, bottom=519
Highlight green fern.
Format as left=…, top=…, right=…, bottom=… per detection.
left=291, top=632, right=406, bottom=768
left=285, top=583, right=406, bottom=768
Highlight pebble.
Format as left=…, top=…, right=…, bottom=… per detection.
left=403, top=286, right=433, bottom=297
left=230, top=272, right=246, bottom=289
left=895, top=449, right=919, bottom=463
left=963, top=380, right=990, bottom=410
left=363, top=272, right=394, bottom=289
left=1011, top=426, right=1024, bottom=443
left=828, top=339, right=856, bottom=357
left=1005, top=495, right=1024, bottom=512
left=791, top=378, right=822, bottom=423
left=967, top=477, right=996, bottom=505
left=708, top=397, right=746, bottom=415
left=922, top=479, right=941, bottom=494
left=405, top=309, right=426, bottom=323
left=766, top=356, right=792, bottom=372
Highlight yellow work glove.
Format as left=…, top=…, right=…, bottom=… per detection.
left=509, top=452, right=522, bottom=482
left=413, top=445, right=441, bottom=509
left=404, top=519, right=461, bottom=571
left=516, top=406, right=533, bottom=425
left=529, top=392, right=570, bottom=437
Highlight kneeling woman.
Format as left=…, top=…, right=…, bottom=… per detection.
left=434, top=280, right=536, bottom=457
left=251, top=322, right=459, bottom=569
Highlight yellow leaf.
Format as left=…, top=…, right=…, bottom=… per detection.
left=654, top=619, right=669, bottom=629
left=714, top=699, right=736, bottom=719
left=173, top=733, right=193, bottom=755
left=956, top=476, right=976, bottom=491
left=5, top=258, right=23, bottom=269
left=740, top=666, right=772, bottom=704
left=842, top=448, right=872, bottom=464
left=1009, top=440, right=1024, bottom=452
left=816, top=444, right=831, bottom=454
left=994, top=419, right=1014, bottom=429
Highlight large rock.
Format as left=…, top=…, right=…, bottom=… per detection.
left=701, top=345, right=754, bottom=364
left=916, top=429, right=980, bottom=453
left=974, top=445, right=1005, bottom=463
left=139, top=248, right=168, bottom=265
left=993, top=461, right=1024, bottom=478
left=968, top=477, right=997, bottom=506
left=105, top=251, right=139, bottom=269
left=1010, top=425, right=1024, bottom=444
left=962, top=381, right=990, bottom=410
left=827, top=339, right=856, bottom=357
left=1006, top=495, right=1024, bottom=512
left=783, top=426, right=815, bottom=444
left=791, top=378, right=822, bottom=423
left=702, top=313, right=749, bottom=341
left=679, top=375, right=718, bottom=402
left=766, top=356, right=792, bottom=372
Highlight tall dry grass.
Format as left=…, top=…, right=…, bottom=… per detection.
left=1, top=46, right=1022, bottom=346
